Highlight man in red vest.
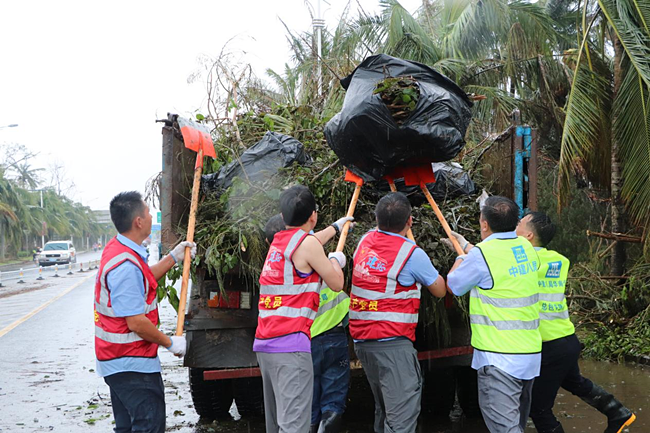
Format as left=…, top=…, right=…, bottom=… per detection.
left=350, top=192, right=447, bottom=433
left=254, top=185, right=348, bottom=433
left=95, top=191, right=196, bottom=433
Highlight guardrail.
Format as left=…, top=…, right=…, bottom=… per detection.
left=0, top=260, right=100, bottom=287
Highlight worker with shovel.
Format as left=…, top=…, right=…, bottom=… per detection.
left=516, top=212, right=636, bottom=433
left=94, top=191, right=196, bottom=433
left=264, top=213, right=352, bottom=433
left=445, top=196, right=541, bottom=433
left=254, top=185, right=349, bottom=433
left=350, top=192, right=447, bottom=433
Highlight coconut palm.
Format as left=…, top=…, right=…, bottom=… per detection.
left=558, top=0, right=650, bottom=273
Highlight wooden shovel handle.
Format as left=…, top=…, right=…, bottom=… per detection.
left=336, top=182, right=362, bottom=253
left=175, top=149, right=203, bottom=336
left=419, top=184, right=464, bottom=255
left=387, top=179, right=415, bottom=242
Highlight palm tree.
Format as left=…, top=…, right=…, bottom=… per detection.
left=558, top=0, right=650, bottom=274
left=12, top=162, right=44, bottom=190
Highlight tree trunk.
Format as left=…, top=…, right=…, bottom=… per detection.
left=611, top=34, right=626, bottom=276
left=0, top=221, right=5, bottom=260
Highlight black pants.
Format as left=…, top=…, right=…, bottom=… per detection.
left=104, top=372, right=166, bottom=433
left=530, top=333, right=594, bottom=432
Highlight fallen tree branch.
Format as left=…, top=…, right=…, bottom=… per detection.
left=586, top=230, right=642, bottom=243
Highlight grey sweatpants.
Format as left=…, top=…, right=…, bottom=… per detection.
left=477, top=365, right=534, bottom=433
left=354, top=339, right=422, bottom=433
left=256, top=351, right=313, bottom=433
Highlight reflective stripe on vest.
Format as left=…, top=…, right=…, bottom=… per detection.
left=349, top=231, right=421, bottom=341
left=470, top=237, right=541, bottom=354
left=311, top=286, right=350, bottom=338
left=259, top=282, right=320, bottom=296
left=256, top=228, right=321, bottom=340
left=536, top=248, right=575, bottom=342
left=95, top=325, right=143, bottom=344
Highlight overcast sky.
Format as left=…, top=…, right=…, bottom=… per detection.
left=0, top=0, right=420, bottom=210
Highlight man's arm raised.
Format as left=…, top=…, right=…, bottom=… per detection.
left=294, top=236, right=345, bottom=292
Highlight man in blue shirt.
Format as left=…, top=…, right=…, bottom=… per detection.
left=350, top=193, right=447, bottom=433
left=95, top=191, right=196, bottom=433
left=444, top=196, right=541, bottom=433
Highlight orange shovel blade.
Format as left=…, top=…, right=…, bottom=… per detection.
left=177, top=116, right=217, bottom=159
left=344, top=169, right=364, bottom=186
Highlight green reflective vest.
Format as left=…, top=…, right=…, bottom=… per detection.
left=311, top=286, right=350, bottom=338
left=470, top=237, right=542, bottom=354
left=536, top=248, right=575, bottom=342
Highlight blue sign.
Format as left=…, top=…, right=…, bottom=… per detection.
left=546, top=261, right=562, bottom=278
left=511, top=246, right=528, bottom=264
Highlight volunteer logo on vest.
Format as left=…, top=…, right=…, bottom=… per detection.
left=353, top=246, right=386, bottom=284
left=262, top=246, right=282, bottom=277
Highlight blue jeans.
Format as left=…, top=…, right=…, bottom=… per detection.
left=311, top=327, right=350, bottom=424
left=104, top=372, right=165, bottom=433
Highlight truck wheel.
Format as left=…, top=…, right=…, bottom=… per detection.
left=188, top=368, right=233, bottom=420
left=421, top=366, right=456, bottom=419
left=233, top=377, right=264, bottom=418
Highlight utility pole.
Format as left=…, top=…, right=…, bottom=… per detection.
left=40, top=190, right=45, bottom=249
left=313, top=0, right=325, bottom=96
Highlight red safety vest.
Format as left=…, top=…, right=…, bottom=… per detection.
left=349, top=230, right=421, bottom=341
left=256, top=228, right=321, bottom=340
left=94, top=237, right=159, bottom=361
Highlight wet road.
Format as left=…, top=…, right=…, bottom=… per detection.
left=0, top=264, right=646, bottom=432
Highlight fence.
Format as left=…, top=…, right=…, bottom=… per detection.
left=0, top=261, right=100, bottom=286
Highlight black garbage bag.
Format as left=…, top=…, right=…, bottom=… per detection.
left=367, top=162, right=476, bottom=204
left=325, top=54, right=473, bottom=182
left=202, top=131, right=311, bottom=193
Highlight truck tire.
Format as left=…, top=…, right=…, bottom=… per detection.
left=233, top=377, right=264, bottom=418
left=188, top=368, right=233, bottom=420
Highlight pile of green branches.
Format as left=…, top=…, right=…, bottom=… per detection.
left=374, top=76, right=420, bottom=125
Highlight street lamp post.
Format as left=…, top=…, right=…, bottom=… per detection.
left=39, top=190, right=44, bottom=249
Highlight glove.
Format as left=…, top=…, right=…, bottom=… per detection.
left=170, top=241, right=197, bottom=264
left=332, top=216, right=355, bottom=235
left=166, top=336, right=186, bottom=356
left=441, top=231, right=469, bottom=253
left=328, top=251, right=346, bottom=269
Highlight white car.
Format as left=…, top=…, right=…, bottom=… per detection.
left=39, top=241, right=77, bottom=266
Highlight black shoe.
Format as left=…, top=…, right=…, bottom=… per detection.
left=317, top=411, right=343, bottom=433
left=579, top=384, right=636, bottom=433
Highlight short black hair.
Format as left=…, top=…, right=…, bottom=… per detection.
left=280, top=185, right=316, bottom=226
left=524, top=211, right=556, bottom=247
left=264, top=214, right=286, bottom=244
left=481, top=196, right=520, bottom=233
left=109, top=191, right=146, bottom=234
left=375, top=192, right=411, bottom=233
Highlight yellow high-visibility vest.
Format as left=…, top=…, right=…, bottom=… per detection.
left=470, top=237, right=542, bottom=354
left=311, top=286, right=350, bottom=338
left=536, top=248, right=575, bottom=342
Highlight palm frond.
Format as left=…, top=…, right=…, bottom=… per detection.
left=599, top=0, right=650, bottom=87
left=615, top=60, right=650, bottom=228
